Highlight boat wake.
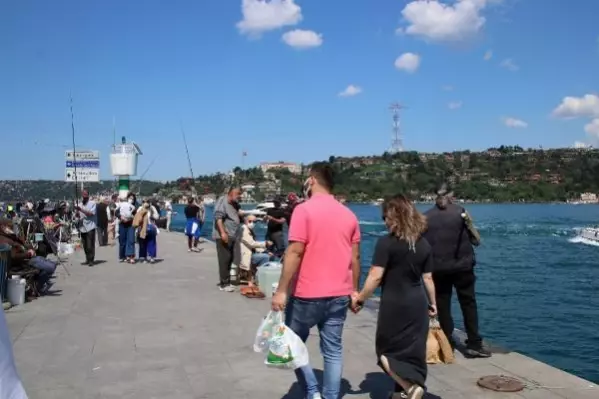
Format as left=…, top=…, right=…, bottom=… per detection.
left=568, top=236, right=599, bottom=247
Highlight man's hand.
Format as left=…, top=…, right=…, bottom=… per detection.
left=221, top=232, right=229, bottom=244
left=350, top=291, right=363, bottom=314
left=266, top=240, right=273, bottom=246
left=428, top=304, right=437, bottom=317
left=26, top=249, right=36, bottom=258
left=271, top=291, right=287, bottom=311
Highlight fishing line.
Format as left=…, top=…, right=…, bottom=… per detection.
left=69, top=95, right=80, bottom=205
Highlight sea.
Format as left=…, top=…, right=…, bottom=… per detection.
left=169, top=203, right=599, bottom=384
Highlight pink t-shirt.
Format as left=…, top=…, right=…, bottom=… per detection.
left=288, top=193, right=361, bottom=298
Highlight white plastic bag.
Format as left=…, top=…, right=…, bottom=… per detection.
left=253, top=311, right=309, bottom=370
left=253, top=311, right=282, bottom=353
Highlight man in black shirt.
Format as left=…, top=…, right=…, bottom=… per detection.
left=184, top=197, right=201, bottom=252
left=265, top=199, right=286, bottom=257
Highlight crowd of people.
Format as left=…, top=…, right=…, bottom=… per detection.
left=1, top=166, right=489, bottom=399
left=208, top=163, right=489, bottom=399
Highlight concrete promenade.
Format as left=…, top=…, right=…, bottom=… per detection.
left=5, top=232, right=598, bottom=398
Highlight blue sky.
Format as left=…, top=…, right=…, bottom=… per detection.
left=1, top=0, right=598, bottom=181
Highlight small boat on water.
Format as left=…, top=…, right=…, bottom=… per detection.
left=579, top=227, right=599, bottom=243
left=243, top=201, right=275, bottom=217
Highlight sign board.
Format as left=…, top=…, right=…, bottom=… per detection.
left=65, top=169, right=100, bottom=182
left=65, top=150, right=100, bottom=182
left=65, top=150, right=100, bottom=160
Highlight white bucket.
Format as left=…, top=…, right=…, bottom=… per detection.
left=7, top=278, right=26, bottom=306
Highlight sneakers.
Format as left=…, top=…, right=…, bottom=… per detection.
left=311, top=394, right=322, bottom=399
left=219, top=285, right=235, bottom=292
left=465, top=346, right=492, bottom=358
left=406, top=385, right=424, bottom=399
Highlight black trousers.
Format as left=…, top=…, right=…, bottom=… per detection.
left=266, top=230, right=286, bottom=257
left=81, top=229, right=96, bottom=263
left=433, top=269, right=483, bottom=349
left=215, top=238, right=235, bottom=286
left=97, top=226, right=108, bottom=246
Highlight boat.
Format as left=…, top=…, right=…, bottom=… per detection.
left=579, top=227, right=599, bottom=242
left=371, top=198, right=384, bottom=206
left=202, top=197, right=215, bottom=206
left=243, top=202, right=275, bottom=217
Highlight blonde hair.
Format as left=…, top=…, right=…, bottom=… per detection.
left=382, top=194, right=427, bottom=250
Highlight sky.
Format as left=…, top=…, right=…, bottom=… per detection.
left=1, top=0, right=598, bottom=181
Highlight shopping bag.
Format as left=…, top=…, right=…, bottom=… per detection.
left=253, top=311, right=282, bottom=353
left=264, top=320, right=309, bottom=370
left=426, top=318, right=455, bottom=364
left=252, top=311, right=310, bottom=370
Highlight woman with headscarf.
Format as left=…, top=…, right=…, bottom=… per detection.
left=352, top=194, right=437, bottom=399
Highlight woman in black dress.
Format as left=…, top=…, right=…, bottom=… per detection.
left=353, top=194, right=437, bottom=399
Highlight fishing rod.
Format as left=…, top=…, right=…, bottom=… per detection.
left=132, top=155, right=158, bottom=193
left=180, top=122, right=196, bottom=195
left=69, top=95, right=80, bottom=205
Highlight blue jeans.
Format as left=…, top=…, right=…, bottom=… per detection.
left=251, top=252, right=270, bottom=267
left=118, top=223, right=135, bottom=259
left=285, top=296, right=350, bottom=399
left=138, top=226, right=157, bottom=259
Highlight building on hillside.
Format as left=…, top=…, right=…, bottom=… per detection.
left=580, top=192, right=598, bottom=203
left=260, top=162, right=302, bottom=175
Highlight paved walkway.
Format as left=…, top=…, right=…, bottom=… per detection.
left=5, top=232, right=598, bottom=398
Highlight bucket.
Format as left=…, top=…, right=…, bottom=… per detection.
left=7, top=278, right=26, bottom=306
left=34, top=233, right=44, bottom=242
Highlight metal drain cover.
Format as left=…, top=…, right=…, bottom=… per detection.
left=477, top=375, right=525, bottom=392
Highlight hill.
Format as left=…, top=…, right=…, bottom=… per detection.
left=4, top=146, right=599, bottom=203
left=161, top=146, right=599, bottom=203
left=0, top=180, right=163, bottom=201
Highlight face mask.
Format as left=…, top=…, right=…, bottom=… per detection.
left=247, top=222, right=255, bottom=229
left=128, top=199, right=134, bottom=204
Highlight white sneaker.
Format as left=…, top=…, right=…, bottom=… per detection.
left=223, top=285, right=235, bottom=292
left=311, top=394, right=322, bottom=399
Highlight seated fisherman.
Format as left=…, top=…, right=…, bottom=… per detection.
left=0, top=219, right=56, bottom=295
left=234, top=215, right=272, bottom=295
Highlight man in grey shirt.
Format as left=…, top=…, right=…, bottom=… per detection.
left=76, top=190, right=97, bottom=266
left=212, top=187, right=241, bottom=292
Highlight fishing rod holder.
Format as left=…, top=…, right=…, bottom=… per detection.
left=110, top=141, right=142, bottom=177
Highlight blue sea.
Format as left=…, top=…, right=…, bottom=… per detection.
left=169, top=203, right=599, bottom=384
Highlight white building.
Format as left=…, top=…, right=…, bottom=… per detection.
left=260, top=161, right=302, bottom=175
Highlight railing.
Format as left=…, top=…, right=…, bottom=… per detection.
left=0, top=244, right=10, bottom=301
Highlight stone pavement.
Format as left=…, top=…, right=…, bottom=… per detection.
left=5, top=232, right=598, bottom=398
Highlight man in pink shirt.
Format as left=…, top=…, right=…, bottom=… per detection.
left=272, top=162, right=361, bottom=399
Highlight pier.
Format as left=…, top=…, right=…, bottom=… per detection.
left=5, top=232, right=598, bottom=398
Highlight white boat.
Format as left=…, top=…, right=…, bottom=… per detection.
left=243, top=202, right=274, bottom=217
left=202, top=197, right=215, bottom=206
left=579, top=227, right=599, bottom=242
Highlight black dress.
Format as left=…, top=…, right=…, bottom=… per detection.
left=372, top=234, right=433, bottom=388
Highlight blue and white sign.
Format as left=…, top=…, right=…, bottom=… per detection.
left=65, top=150, right=100, bottom=182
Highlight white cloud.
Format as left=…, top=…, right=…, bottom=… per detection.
left=394, top=53, right=421, bottom=73
left=502, top=117, right=528, bottom=128
left=237, top=0, right=302, bottom=37
left=282, top=29, right=323, bottom=49
left=442, top=85, right=454, bottom=91
left=552, top=94, right=599, bottom=119
left=585, top=119, right=599, bottom=138
left=500, top=58, right=519, bottom=71
left=484, top=50, right=493, bottom=61
left=338, top=85, right=362, bottom=97
left=448, top=101, right=463, bottom=110
left=397, top=0, right=497, bottom=43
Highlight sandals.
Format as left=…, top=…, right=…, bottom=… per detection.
left=241, top=286, right=265, bottom=299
